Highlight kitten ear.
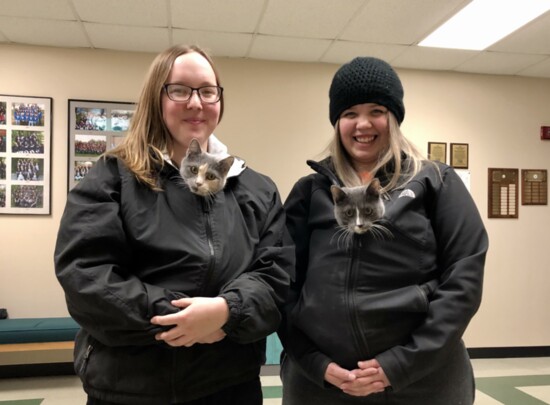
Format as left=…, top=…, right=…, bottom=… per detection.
left=330, top=185, right=346, bottom=204
left=217, top=156, right=235, bottom=176
left=187, top=138, right=202, bottom=156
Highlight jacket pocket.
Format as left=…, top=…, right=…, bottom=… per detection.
left=355, top=283, right=431, bottom=314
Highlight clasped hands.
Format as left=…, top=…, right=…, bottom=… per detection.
left=150, top=297, right=229, bottom=347
left=325, top=359, right=390, bottom=397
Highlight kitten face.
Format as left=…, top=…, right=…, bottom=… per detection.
left=180, top=139, right=234, bottom=197
left=330, top=178, right=386, bottom=237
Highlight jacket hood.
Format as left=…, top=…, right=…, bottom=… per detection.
left=207, top=134, right=246, bottom=178
left=164, top=134, right=246, bottom=178
left=306, top=157, right=342, bottom=186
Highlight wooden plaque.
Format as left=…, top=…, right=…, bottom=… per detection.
left=521, top=169, right=547, bottom=205
left=488, top=168, right=518, bottom=218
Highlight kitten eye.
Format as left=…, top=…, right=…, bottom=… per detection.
left=364, top=208, right=373, bottom=215
left=189, top=166, right=198, bottom=174
left=345, top=209, right=354, bottom=217
left=206, top=173, right=216, bottom=181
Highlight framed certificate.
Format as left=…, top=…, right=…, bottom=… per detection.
left=450, top=143, right=469, bottom=169
left=428, top=142, right=446, bottom=164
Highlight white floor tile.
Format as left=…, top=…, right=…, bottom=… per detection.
left=474, top=390, right=506, bottom=405
left=517, top=385, right=550, bottom=402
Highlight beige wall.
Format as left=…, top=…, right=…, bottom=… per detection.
left=1, top=44, right=549, bottom=348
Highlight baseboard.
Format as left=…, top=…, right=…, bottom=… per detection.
left=468, top=346, right=550, bottom=359
left=0, top=362, right=75, bottom=379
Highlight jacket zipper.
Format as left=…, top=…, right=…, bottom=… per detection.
left=200, top=198, right=216, bottom=296
left=79, top=344, right=93, bottom=375
left=347, top=237, right=371, bottom=360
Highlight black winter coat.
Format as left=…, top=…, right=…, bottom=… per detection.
left=54, top=154, right=293, bottom=404
left=281, top=157, right=488, bottom=399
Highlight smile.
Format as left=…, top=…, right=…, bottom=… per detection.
left=354, top=135, right=376, bottom=143
left=185, top=119, right=204, bottom=125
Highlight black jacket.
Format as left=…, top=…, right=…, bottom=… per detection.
left=281, top=157, right=488, bottom=393
left=54, top=151, right=293, bottom=404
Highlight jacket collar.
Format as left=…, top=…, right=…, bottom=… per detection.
left=163, top=134, right=246, bottom=178
left=306, top=153, right=410, bottom=188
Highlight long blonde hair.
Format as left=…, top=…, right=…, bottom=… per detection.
left=105, top=44, right=224, bottom=190
left=329, top=112, right=427, bottom=191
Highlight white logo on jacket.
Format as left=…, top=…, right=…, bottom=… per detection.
left=398, top=189, right=415, bottom=199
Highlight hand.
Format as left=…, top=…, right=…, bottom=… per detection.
left=340, top=359, right=390, bottom=397
left=324, top=362, right=356, bottom=387
left=150, top=297, right=229, bottom=347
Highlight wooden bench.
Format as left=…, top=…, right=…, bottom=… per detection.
left=0, top=317, right=79, bottom=377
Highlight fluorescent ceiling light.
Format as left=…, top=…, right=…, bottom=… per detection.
left=419, top=0, right=550, bottom=50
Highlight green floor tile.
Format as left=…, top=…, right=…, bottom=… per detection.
left=476, top=375, right=550, bottom=405
left=262, top=385, right=283, bottom=399
left=0, top=400, right=43, bottom=405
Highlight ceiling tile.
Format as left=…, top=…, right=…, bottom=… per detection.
left=84, top=23, right=169, bottom=53
left=321, top=41, right=408, bottom=65
left=0, top=0, right=76, bottom=19
left=392, top=46, right=477, bottom=71
left=456, top=51, right=549, bottom=76
left=171, top=0, right=264, bottom=32
left=0, top=0, right=549, bottom=78
left=516, top=57, right=550, bottom=78
left=72, top=0, right=168, bottom=26
left=340, top=0, right=470, bottom=44
left=489, top=12, right=550, bottom=54
left=249, top=35, right=331, bottom=62
left=258, top=0, right=363, bottom=39
left=0, top=17, right=89, bottom=47
left=172, top=29, right=252, bottom=58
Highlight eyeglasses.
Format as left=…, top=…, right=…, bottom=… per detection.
left=163, top=84, right=223, bottom=103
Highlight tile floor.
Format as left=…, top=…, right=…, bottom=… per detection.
left=0, top=358, right=549, bottom=404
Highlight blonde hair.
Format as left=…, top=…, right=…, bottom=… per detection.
left=329, top=112, right=427, bottom=191
left=105, top=44, right=224, bottom=190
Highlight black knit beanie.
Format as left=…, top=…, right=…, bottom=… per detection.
left=329, top=56, right=405, bottom=126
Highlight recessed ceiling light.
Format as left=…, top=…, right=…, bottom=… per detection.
left=419, top=0, right=550, bottom=50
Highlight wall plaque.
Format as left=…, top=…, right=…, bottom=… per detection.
left=488, top=168, right=518, bottom=218
left=521, top=169, right=547, bottom=205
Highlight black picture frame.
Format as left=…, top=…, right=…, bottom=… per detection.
left=0, top=94, right=53, bottom=215
left=68, top=99, right=135, bottom=191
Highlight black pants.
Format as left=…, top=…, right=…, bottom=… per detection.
left=87, top=376, right=263, bottom=405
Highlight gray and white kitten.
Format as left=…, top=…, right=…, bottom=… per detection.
left=330, top=178, right=390, bottom=244
left=180, top=138, right=235, bottom=197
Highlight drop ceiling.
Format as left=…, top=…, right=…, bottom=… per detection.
left=1, top=0, right=550, bottom=78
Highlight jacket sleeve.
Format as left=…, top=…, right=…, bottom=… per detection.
left=278, top=177, right=333, bottom=386
left=376, top=166, right=488, bottom=391
left=219, top=173, right=294, bottom=344
left=54, top=158, right=184, bottom=347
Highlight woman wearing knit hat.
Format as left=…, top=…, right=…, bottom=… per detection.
left=280, top=57, right=488, bottom=404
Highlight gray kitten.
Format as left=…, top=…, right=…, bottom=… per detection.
left=330, top=178, right=390, bottom=245
left=180, top=139, right=235, bottom=197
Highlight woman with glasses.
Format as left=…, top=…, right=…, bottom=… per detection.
left=55, top=44, right=293, bottom=405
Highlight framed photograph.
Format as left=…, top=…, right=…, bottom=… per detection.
left=0, top=94, right=52, bottom=215
left=450, top=143, right=469, bottom=169
left=68, top=99, right=135, bottom=191
left=427, top=142, right=446, bottom=164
